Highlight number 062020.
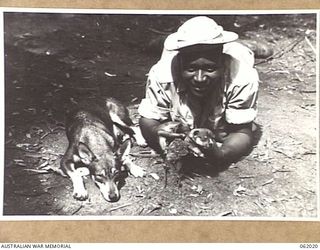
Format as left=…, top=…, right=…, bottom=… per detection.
left=300, top=244, right=319, bottom=248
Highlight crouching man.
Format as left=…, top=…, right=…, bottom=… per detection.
left=138, top=16, right=259, bottom=167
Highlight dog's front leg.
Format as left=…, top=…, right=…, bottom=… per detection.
left=66, top=163, right=88, bottom=201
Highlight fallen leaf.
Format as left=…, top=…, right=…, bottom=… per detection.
left=131, top=97, right=138, bottom=102
left=149, top=173, right=160, bottom=180
left=233, top=185, right=247, bottom=197
left=169, top=208, right=177, bottom=214
left=204, top=193, right=213, bottom=204
left=16, top=143, right=32, bottom=148
left=195, top=185, right=204, bottom=194
left=194, top=203, right=211, bottom=210
left=14, top=159, right=24, bottom=163
left=136, top=185, right=143, bottom=193
left=104, top=71, right=117, bottom=77
left=188, top=194, right=199, bottom=197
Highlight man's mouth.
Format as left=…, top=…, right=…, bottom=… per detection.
left=193, top=86, right=207, bottom=93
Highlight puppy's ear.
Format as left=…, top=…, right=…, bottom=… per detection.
left=77, top=142, right=96, bottom=165
left=117, top=139, right=132, bottom=162
left=206, top=129, right=214, bottom=138
left=188, top=128, right=199, bottom=140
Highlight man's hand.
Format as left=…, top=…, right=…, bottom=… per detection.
left=157, top=121, right=188, bottom=152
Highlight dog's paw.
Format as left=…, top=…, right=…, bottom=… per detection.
left=72, top=189, right=88, bottom=201
left=125, top=160, right=145, bottom=178
left=129, top=164, right=146, bottom=178
left=131, top=126, right=147, bottom=147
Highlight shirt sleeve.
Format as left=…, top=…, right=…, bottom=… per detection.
left=223, top=42, right=259, bottom=125
left=225, top=67, right=259, bottom=125
left=138, top=67, right=172, bottom=121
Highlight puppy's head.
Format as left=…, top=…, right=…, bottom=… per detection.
left=188, top=128, right=215, bottom=149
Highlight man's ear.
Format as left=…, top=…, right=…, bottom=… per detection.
left=77, top=142, right=95, bottom=165
left=117, top=139, right=132, bottom=162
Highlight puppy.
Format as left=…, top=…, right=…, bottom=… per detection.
left=186, top=128, right=216, bottom=157
left=60, top=98, right=144, bottom=202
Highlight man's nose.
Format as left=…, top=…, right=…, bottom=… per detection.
left=194, top=70, right=206, bottom=82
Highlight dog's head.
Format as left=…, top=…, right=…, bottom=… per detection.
left=188, top=128, right=215, bottom=149
left=75, top=140, right=131, bottom=202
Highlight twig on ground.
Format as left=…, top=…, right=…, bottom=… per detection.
left=22, top=168, right=53, bottom=175
left=106, top=196, right=147, bottom=213
left=217, top=210, right=233, bottom=217
left=271, top=149, right=294, bottom=159
left=40, top=126, right=65, bottom=139
left=130, top=151, right=160, bottom=158
left=262, top=178, right=274, bottom=186
left=272, top=169, right=292, bottom=173
left=239, top=175, right=255, bottom=179
left=254, top=201, right=266, bottom=210
left=146, top=205, right=162, bottom=215
left=107, top=202, right=134, bottom=213
left=303, top=151, right=316, bottom=155
left=71, top=204, right=84, bottom=215
left=300, top=89, right=316, bottom=93
left=305, top=36, right=316, bottom=55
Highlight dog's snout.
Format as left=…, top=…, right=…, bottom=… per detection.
left=95, top=180, right=120, bottom=202
left=108, top=192, right=120, bottom=202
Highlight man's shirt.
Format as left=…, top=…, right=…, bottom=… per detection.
left=138, top=42, right=259, bottom=138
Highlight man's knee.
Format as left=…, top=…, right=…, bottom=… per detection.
left=139, top=117, right=162, bottom=152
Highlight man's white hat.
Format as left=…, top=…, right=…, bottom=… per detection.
left=164, top=16, right=239, bottom=51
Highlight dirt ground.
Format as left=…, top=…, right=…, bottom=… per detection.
left=3, top=12, right=318, bottom=218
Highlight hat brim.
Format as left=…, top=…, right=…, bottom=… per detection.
left=164, top=30, right=239, bottom=51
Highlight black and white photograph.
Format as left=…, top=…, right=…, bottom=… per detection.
left=1, top=9, right=318, bottom=218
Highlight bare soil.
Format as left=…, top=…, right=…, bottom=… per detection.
left=3, top=13, right=317, bottom=218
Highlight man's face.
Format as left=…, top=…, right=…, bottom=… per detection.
left=180, top=46, right=223, bottom=98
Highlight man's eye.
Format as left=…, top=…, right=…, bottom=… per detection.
left=186, top=67, right=196, bottom=72
left=206, top=67, right=216, bottom=72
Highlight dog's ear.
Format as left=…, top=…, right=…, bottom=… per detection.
left=117, top=139, right=132, bottom=162
left=77, top=142, right=96, bottom=165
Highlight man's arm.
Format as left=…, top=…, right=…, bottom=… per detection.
left=204, top=123, right=253, bottom=164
